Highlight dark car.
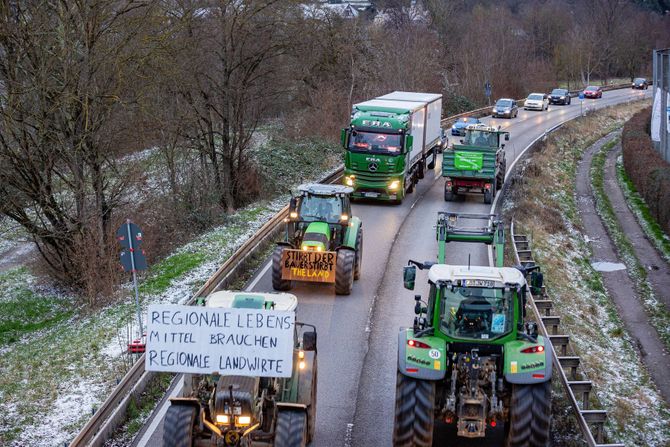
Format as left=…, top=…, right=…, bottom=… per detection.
left=492, top=98, right=518, bottom=118
left=583, top=86, right=603, bottom=99
left=549, top=88, right=571, bottom=105
left=451, top=116, right=481, bottom=136
left=632, top=78, right=649, bottom=90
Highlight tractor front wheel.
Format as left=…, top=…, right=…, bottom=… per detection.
left=275, top=410, right=307, bottom=447
left=163, top=405, right=196, bottom=447
left=354, top=228, right=363, bottom=280
left=272, top=246, right=292, bottom=291
left=335, top=249, right=355, bottom=295
left=505, top=381, right=551, bottom=447
left=393, top=372, right=435, bottom=447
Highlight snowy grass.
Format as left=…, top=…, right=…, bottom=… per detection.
left=0, top=133, right=342, bottom=446
left=591, top=139, right=670, bottom=350
left=504, top=100, right=670, bottom=446
left=615, top=156, right=670, bottom=263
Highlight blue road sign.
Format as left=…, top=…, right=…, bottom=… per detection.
left=578, top=92, right=585, bottom=100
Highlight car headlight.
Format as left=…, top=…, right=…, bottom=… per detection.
left=389, top=180, right=400, bottom=190
left=560, top=96, right=565, bottom=99
left=451, top=125, right=456, bottom=129
left=345, top=176, right=354, bottom=186
left=492, top=108, right=497, bottom=113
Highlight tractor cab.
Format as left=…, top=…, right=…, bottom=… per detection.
left=461, top=124, right=509, bottom=149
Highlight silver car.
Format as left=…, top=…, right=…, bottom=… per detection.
left=524, top=93, right=549, bottom=111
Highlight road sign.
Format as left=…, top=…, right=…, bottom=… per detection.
left=116, top=222, right=143, bottom=249
left=484, top=81, right=492, bottom=97
left=116, top=219, right=148, bottom=341
left=578, top=92, right=585, bottom=100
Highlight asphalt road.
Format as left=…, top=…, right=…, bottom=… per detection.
left=137, top=87, right=651, bottom=447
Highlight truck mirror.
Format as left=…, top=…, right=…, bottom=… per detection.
left=289, top=197, right=297, bottom=212
left=303, top=331, right=317, bottom=351
left=403, top=265, right=416, bottom=290
left=340, top=128, right=349, bottom=148
left=404, top=135, right=413, bottom=152
left=505, top=134, right=510, bottom=141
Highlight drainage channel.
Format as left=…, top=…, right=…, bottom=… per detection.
left=511, top=222, right=624, bottom=447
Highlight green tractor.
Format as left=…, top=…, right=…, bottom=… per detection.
left=393, top=213, right=552, bottom=446
left=164, top=291, right=318, bottom=447
left=272, top=184, right=363, bottom=295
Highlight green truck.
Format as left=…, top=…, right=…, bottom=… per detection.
left=393, top=213, right=552, bottom=446
left=341, top=91, right=446, bottom=203
left=443, top=124, right=509, bottom=204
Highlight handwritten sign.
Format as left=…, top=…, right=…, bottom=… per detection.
left=145, top=304, right=295, bottom=377
left=281, top=249, right=336, bottom=283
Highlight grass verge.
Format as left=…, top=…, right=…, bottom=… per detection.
left=503, top=100, right=670, bottom=446
left=615, top=157, right=670, bottom=263
left=591, top=138, right=670, bottom=350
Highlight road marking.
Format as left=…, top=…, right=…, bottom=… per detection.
left=137, top=376, right=184, bottom=446
left=247, top=260, right=272, bottom=291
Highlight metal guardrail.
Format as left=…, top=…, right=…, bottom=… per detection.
left=71, top=83, right=636, bottom=446
left=511, top=223, right=624, bottom=447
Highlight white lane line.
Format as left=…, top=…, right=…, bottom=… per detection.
left=137, top=377, right=184, bottom=446
left=247, top=260, right=272, bottom=291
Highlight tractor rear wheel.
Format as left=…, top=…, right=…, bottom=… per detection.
left=163, top=405, right=196, bottom=447
left=335, top=250, right=355, bottom=295
left=484, top=188, right=493, bottom=204
left=506, top=381, right=551, bottom=447
left=354, top=228, right=363, bottom=280
left=530, top=381, right=551, bottom=446
left=275, top=410, right=307, bottom=447
left=272, top=246, right=292, bottom=291
left=392, top=372, right=435, bottom=447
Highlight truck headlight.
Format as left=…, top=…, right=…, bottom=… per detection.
left=216, top=414, right=230, bottom=424
left=345, top=176, right=355, bottom=186
left=236, top=416, right=251, bottom=426
left=389, top=180, right=400, bottom=191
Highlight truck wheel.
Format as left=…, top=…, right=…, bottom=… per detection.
left=163, top=405, right=196, bottom=447
left=272, top=247, right=292, bottom=291
left=407, top=177, right=415, bottom=194
left=427, top=150, right=436, bottom=169
left=530, top=381, right=551, bottom=446
left=417, top=161, right=425, bottom=179
left=354, top=228, right=363, bottom=280
left=484, top=189, right=493, bottom=204
left=392, top=372, right=435, bottom=447
left=335, top=250, right=355, bottom=295
left=275, top=410, right=307, bottom=447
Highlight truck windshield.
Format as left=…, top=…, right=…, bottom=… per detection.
left=463, top=131, right=498, bottom=147
left=439, top=286, right=514, bottom=341
left=298, top=195, right=342, bottom=223
left=349, top=131, right=402, bottom=155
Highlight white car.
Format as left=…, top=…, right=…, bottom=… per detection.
left=524, top=93, right=549, bottom=111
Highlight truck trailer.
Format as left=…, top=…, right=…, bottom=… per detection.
left=341, top=91, right=445, bottom=204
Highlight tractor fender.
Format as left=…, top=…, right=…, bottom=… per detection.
left=294, top=350, right=317, bottom=407
left=342, top=217, right=362, bottom=249
left=503, top=336, right=553, bottom=384
left=397, top=328, right=446, bottom=380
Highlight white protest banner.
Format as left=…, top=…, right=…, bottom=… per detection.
left=145, top=304, right=295, bottom=377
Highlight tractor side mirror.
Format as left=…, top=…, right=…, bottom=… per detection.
left=303, top=331, right=317, bottom=352
left=340, top=128, right=349, bottom=148
left=505, top=134, right=510, bottom=141
left=403, top=265, right=416, bottom=290
left=404, top=135, right=413, bottom=153
left=459, top=139, right=464, bottom=144
left=289, top=197, right=297, bottom=213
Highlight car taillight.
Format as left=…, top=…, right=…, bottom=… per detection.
left=521, top=345, right=545, bottom=354
left=407, top=339, right=431, bottom=349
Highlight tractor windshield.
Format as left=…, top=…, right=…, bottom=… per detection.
left=463, top=131, right=498, bottom=148
left=298, top=195, right=343, bottom=223
left=349, top=131, right=402, bottom=155
left=439, top=286, right=514, bottom=340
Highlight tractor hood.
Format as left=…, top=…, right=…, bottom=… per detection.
left=428, top=265, right=526, bottom=288
left=302, top=221, right=331, bottom=251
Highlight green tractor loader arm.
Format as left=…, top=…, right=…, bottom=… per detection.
left=436, top=212, right=504, bottom=266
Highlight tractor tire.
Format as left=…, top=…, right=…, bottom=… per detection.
left=335, top=250, right=355, bottom=295
left=272, top=246, right=292, bottom=291
left=484, top=188, right=493, bottom=204
left=505, top=384, right=533, bottom=447
left=392, top=372, right=435, bottom=447
left=163, top=405, right=196, bottom=447
left=275, top=410, right=307, bottom=447
left=307, top=357, right=318, bottom=443
left=530, top=381, right=551, bottom=446
left=354, top=228, right=363, bottom=280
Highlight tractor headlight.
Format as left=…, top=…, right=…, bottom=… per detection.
left=299, top=360, right=306, bottom=370
left=302, top=245, right=308, bottom=251
left=345, top=176, right=355, bottom=186
left=316, top=246, right=322, bottom=252
left=289, top=211, right=298, bottom=219
left=389, top=180, right=400, bottom=191
left=216, top=414, right=230, bottom=424
left=340, top=214, right=349, bottom=221
left=236, top=416, right=252, bottom=426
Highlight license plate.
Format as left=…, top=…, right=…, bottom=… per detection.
left=364, top=192, right=379, bottom=198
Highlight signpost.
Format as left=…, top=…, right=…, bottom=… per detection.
left=579, top=91, right=585, bottom=116
left=145, top=304, right=295, bottom=377
left=116, top=220, right=148, bottom=347
left=484, top=81, right=492, bottom=106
